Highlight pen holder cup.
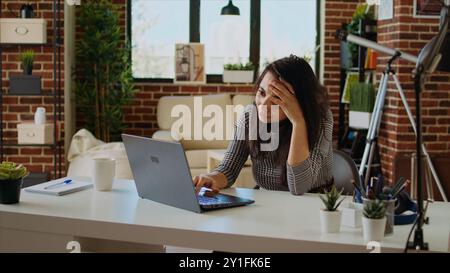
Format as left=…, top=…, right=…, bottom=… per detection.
left=363, top=198, right=396, bottom=235
left=382, top=198, right=396, bottom=235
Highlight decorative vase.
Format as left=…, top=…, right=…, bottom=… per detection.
left=0, top=179, right=23, bottom=204
left=362, top=216, right=386, bottom=243
left=34, top=107, right=46, bottom=125
left=320, top=209, right=342, bottom=233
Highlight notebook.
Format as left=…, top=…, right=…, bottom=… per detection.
left=24, top=178, right=93, bottom=196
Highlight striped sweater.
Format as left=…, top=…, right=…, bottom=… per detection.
left=213, top=105, right=333, bottom=195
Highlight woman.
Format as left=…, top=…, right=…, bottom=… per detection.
left=193, top=55, right=333, bottom=195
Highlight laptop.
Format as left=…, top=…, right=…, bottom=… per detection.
left=122, top=134, right=254, bottom=213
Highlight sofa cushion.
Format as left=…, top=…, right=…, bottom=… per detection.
left=185, top=149, right=208, bottom=168
left=156, top=94, right=233, bottom=150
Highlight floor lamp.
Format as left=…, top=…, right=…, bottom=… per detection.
left=408, top=3, right=450, bottom=251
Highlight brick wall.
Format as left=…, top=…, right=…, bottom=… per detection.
left=1, top=0, right=65, bottom=178
left=376, top=0, right=450, bottom=186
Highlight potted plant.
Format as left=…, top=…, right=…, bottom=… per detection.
left=349, top=82, right=375, bottom=129
left=223, top=62, right=255, bottom=84
left=362, top=199, right=386, bottom=243
left=75, top=0, right=138, bottom=142
left=0, top=162, right=29, bottom=204
left=319, top=186, right=345, bottom=233
left=10, top=50, right=41, bottom=95
left=20, top=50, right=35, bottom=75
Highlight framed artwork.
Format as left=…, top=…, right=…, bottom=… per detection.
left=174, top=43, right=205, bottom=84
left=413, top=0, right=443, bottom=18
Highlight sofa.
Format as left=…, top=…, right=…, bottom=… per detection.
left=67, top=93, right=256, bottom=188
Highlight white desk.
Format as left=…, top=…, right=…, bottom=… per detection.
left=1, top=177, right=449, bottom=253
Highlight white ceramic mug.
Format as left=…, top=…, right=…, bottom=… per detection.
left=34, top=107, right=46, bottom=125
left=92, top=158, right=116, bottom=191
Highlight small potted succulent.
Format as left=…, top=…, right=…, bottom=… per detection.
left=319, top=186, right=345, bottom=233
left=362, top=199, right=386, bottom=243
left=0, top=162, right=29, bottom=204
left=223, top=62, right=255, bottom=84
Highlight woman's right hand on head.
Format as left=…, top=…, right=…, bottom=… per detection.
left=192, top=174, right=220, bottom=196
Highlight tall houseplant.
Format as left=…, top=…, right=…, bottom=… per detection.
left=74, top=0, right=137, bottom=142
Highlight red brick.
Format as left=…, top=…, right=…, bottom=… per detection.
left=20, top=148, right=43, bottom=155
left=162, top=85, right=179, bottom=92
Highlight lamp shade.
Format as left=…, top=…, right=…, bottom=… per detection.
left=221, top=0, right=240, bottom=16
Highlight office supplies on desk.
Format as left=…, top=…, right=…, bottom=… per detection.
left=44, top=179, right=72, bottom=190
left=25, top=178, right=92, bottom=196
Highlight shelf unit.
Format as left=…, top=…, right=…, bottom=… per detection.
left=337, top=19, right=381, bottom=174
left=0, top=0, right=63, bottom=180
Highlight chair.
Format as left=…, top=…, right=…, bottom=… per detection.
left=332, top=149, right=359, bottom=195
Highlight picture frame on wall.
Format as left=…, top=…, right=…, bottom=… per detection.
left=174, top=43, right=205, bottom=84
left=413, top=0, right=443, bottom=18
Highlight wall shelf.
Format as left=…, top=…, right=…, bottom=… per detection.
left=0, top=0, right=63, bottom=179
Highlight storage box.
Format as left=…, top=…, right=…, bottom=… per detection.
left=17, top=123, right=54, bottom=144
left=9, top=74, right=42, bottom=94
left=349, top=111, right=372, bottom=129
left=223, top=70, right=254, bottom=83
left=0, top=18, right=47, bottom=44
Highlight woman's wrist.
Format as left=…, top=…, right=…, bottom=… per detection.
left=292, top=117, right=306, bottom=131
left=206, top=171, right=228, bottom=189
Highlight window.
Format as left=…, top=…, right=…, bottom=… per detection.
left=200, top=0, right=250, bottom=74
left=129, top=0, right=320, bottom=81
left=130, top=0, right=189, bottom=79
left=260, top=0, right=318, bottom=71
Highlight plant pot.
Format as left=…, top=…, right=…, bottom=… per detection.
left=362, top=216, right=386, bottom=243
left=23, top=67, right=33, bottom=75
left=0, top=179, right=23, bottom=204
left=320, top=209, right=342, bottom=233
left=223, top=70, right=254, bottom=83
left=9, top=74, right=42, bottom=95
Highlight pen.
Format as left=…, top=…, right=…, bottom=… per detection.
left=392, top=179, right=410, bottom=198
left=44, top=179, right=72, bottom=190
left=351, top=179, right=362, bottom=193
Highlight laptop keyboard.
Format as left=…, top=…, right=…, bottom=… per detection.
left=198, top=195, right=232, bottom=205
